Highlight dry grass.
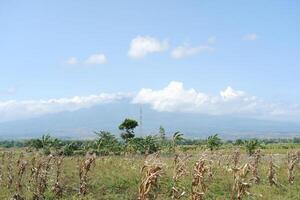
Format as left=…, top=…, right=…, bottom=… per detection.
left=0, top=148, right=299, bottom=199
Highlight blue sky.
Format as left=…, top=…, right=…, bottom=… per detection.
left=0, top=0, right=300, bottom=122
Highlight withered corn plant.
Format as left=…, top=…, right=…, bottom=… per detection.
left=232, top=149, right=240, bottom=169
left=32, top=154, right=54, bottom=200
left=7, top=152, right=14, bottom=190
left=0, top=152, right=5, bottom=185
left=138, top=153, right=163, bottom=200
left=230, top=163, right=254, bottom=200
left=78, top=153, right=96, bottom=196
left=172, top=154, right=191, bottom=199
left=191, top=158, right=208, bottom=200
left=52, top=155, right=64, bottom=198
left=11, top=153, right=28, bottom=200
left=287, top=152, right=298, bottom=184
left=250, top=150, right=261, bottom=184
left=268, top=156, right=278, bottom=187
left=29, top=154, right=37, bottom=186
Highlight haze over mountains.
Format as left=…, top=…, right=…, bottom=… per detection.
left=1, top=100, right=300, bottom=140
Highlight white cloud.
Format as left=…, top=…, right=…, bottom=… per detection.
left=242, top=33, right=258, bottom=41
left=170, top=44, right=214, bottom=59
left=84, top=53, right=107, bottom=65
left=0, top=93, right=130, bottom=122
left=133, top=81, right=300, bottom=119
left=66, top=57, right=78, bottom=65
left=1, top=82, right=300, bottom=123
left=128, top=36, right=169, bottom=58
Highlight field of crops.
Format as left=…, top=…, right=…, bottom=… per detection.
left=0, top=147, right=300, bottom=200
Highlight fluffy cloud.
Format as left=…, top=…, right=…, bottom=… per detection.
left=133, top=81, right=300, bottom=119
left=84, top=53, right=107, bottom=65
left=242, top=33, right=258, bottom=41
left=170, top=44, right=214, bottom=59
left=0, top=93, right=129, bottom=122
left=128, top=36, right=169, bottom=58
left=66, top=57, right=78, bottom=65
left=1, top=82, right=300, bottom=123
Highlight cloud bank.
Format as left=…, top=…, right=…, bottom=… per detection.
left=0, top=93, right=129, bottom=122
left=0, top=82, right=300, bottom=122
left=133, top=81, right=300, bottom=120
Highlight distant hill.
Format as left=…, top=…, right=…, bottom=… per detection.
left=0, top=100, right=300, bottom=139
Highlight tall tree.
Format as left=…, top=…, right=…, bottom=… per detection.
left=118, top=118, right=138, bottom=142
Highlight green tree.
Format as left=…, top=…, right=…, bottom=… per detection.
left=63, top=142, right=76, bottom=156
left=143, top=135, right=159, bottom=154
left=118, top=118, right=138, bottom=142
left=94, top=130, right=120, bottom=155
left=207, top=134, right=222, bottom=151
left=244, top=139, right=260, bottom=155
left=126, top=136, right=159, bottom=154
left=28, top=139, right=43, bottom=150
left=28, top=134, right=61, bottom=154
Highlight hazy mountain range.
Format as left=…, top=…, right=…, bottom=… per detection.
left=0, top=101, right=300, bottom=140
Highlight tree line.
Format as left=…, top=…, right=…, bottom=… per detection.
left=0, top=118, right=299, bottom=156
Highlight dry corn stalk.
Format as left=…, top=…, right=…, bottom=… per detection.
left=32, top=154, right=54, bottom=200
left=250, top=150, right=261, bottom=184
left=10, top=153, right=27, bottom=200
left=78, top=153, right=96, bottom=196
left=16, top=160, right=27, bottom=193
left=138, top=153, right=163, bottom=200
left=7, top=152, right=14, bottom=189
left=287, top=152, right=298, bottom=184
left=230, top=163, right=254, bottom=200
left=52, top=156, right=64, bottom=198
left=268, top=156, right=278, bottom=187
left=191, top=158, right=208, bottom=200
left=232, top=149, right=240, bottom=169
left=172, top=154, right=191, bottom=199
left=0, top=152, right=5, bottom=185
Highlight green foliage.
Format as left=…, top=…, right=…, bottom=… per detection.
left=28, top=134, right=62, bottom=154
left=172, top=131, right=184, bottom=152
left=63, top=142, right=76, bottom=156
left=207, top=134, right=222, bottom=151
left=95, top=130, right=121, bottom=155
left=234, top=139, right=244, bottom=146
left=143, top=135, right=160, bottom=154
left=126, top=135, right=159, bottom=154
left=28, top=139, right=43, bottom=150
left=118, top=118, right=138, bottom=141
left=244, top=139, right=261, bottom=155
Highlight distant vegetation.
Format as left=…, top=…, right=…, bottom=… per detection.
left=0, top=118, right=299, bottom=156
